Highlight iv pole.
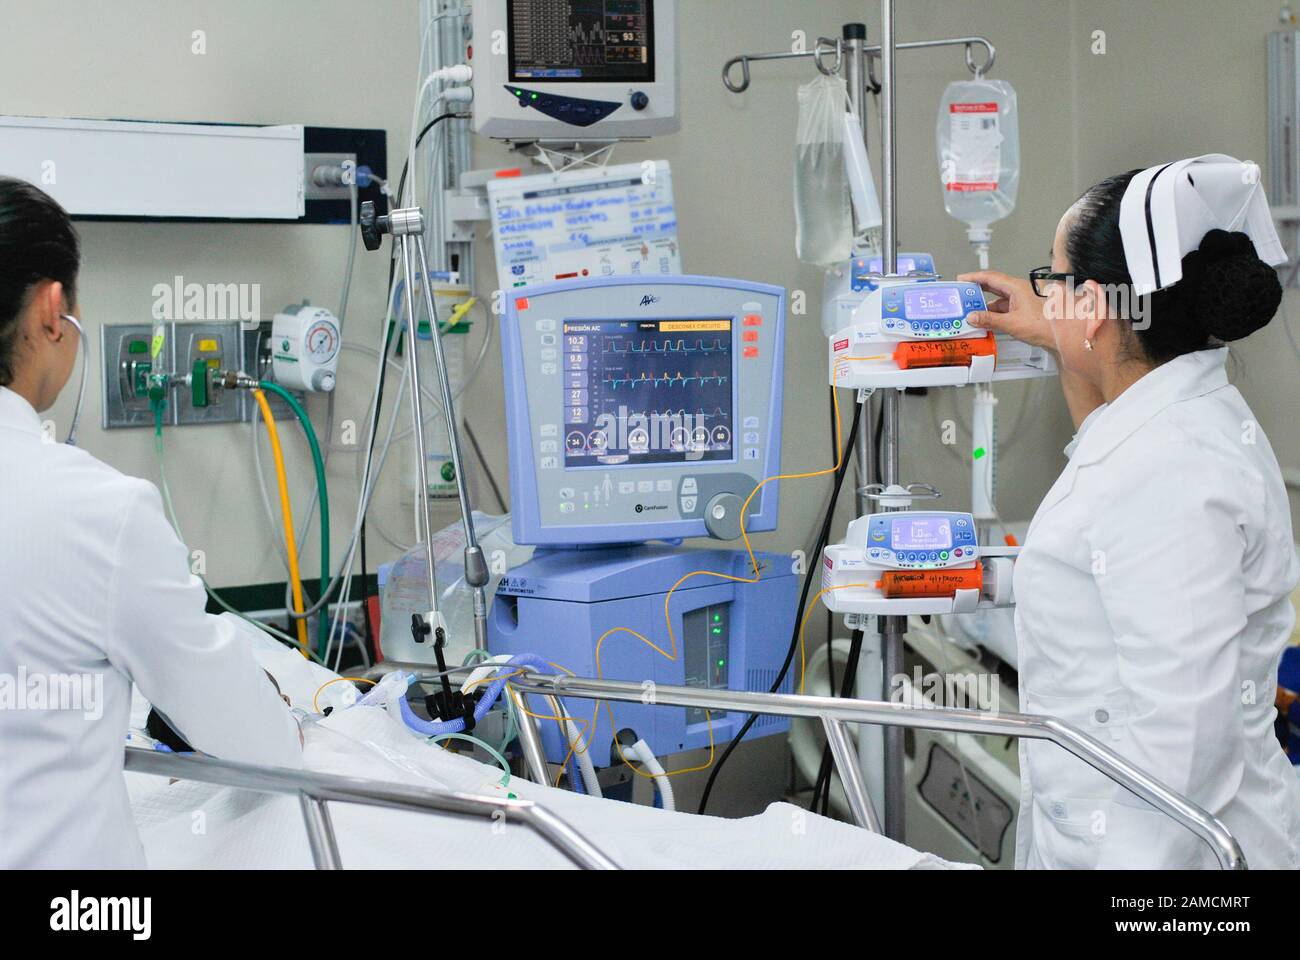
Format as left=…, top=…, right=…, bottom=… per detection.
left=876, top=0, right=907, bottom=843
left=722, top=8, right=999, bottom=843
left=359, top=201, right=491, bottom=660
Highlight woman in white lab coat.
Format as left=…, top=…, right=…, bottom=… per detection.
left=0, top=177, right=303, bottom=868
left=961, top=157, right=1300, bottom=869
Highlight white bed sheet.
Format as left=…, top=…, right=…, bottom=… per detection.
left=126, top=636, right=974, bottom=870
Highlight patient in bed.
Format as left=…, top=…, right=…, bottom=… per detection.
left=126, top=633, right=972, bottom=870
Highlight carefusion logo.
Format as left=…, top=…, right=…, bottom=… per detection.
left=50, top=891, right=151, bottom=941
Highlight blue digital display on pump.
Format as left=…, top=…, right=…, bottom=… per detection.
left=865, top=512, right=979, bottom=569
left=880, top=282, right=987, bottom=338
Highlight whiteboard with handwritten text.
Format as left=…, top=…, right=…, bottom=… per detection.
left=487, top=160, right=682, bottom=294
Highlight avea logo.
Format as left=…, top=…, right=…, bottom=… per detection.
left=639, top=295, right=659, bottom=306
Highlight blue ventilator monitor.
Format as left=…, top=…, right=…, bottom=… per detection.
left=492, top=276, right=796, bottom=767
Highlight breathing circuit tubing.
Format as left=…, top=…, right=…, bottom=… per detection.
left=389, top=654, right=556, bottom=738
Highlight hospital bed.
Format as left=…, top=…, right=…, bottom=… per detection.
left=124, top=638, right=1247, bottom=870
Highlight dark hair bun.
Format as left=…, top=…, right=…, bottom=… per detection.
left=1186, top=229, right=1281, bottom=342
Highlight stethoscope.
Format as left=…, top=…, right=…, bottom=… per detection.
left=58, top=313, right=88, bottom=446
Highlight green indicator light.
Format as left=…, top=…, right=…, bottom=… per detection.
left=711, top=627, right=722, bottom=635
left=717, top=659, right=725, bottom=667
left=712, top=614, right=721, bottom=623
left=128, top=340, right=148, bottom=354
left=531, top=93, right=538, bottom=100
left=972, top=447, right=986, bottom=461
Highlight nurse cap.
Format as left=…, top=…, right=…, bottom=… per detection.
left=1118, top=153, right=1287, bottom=297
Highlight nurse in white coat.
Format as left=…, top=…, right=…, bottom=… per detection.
left=961, top=157, right=1300, bottom=869
left=0, top=177, right=303, bottom=868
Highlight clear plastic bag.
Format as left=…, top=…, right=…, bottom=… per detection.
left=794, top=74, right=853, bottom=266
left=936, top=78, right=1020, bottom=242
left=379, top=512, right=534, bottom=665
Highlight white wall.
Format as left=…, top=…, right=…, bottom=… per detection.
left=0, top=0, right=422, bottom=587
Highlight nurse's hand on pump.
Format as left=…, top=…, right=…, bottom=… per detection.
left=957, top=270, right=1055, bottom=352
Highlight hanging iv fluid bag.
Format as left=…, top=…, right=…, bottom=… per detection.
left=936, top=78, right=1020, bottom=258
left=794, top=74, right=853, bottom=266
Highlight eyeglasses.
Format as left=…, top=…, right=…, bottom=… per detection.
left=1029, top=266, right=1076, bottom=298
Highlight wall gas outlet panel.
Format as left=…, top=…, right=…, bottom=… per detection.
left=102, top=324, right=172, bottom=429
left=173, top=322, right=244, bottom=425
left=102, top=321, right=244, bottom=429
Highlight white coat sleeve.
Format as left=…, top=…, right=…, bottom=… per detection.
left=1089, top=452, right=1249, bottom=868
left=103, top=480, right=303, bottom=769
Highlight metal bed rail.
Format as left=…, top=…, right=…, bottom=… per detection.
left=493, top=671, right=1247, bottom=870
left=123, top=747, right=619, bottom=870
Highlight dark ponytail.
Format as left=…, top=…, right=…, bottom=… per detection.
left=0, top=177, right=81, bottom=386
left=1064, top=170, right=1282, bottom=365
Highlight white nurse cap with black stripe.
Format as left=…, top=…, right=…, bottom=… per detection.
left=1118, top=153, right=1286, bottom=296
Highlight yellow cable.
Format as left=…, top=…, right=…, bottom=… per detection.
left=455, top=394, right=853, bottom=787
left=463, top=667, right=593, bottom=787
left=252, top=389, right=310, bottom=655
left=584, top=387, right=848, bottom=782
left=312, top=676, right=376, bottom=713
left=795, top=583, right=879, bottom=694
left=503, top=688, right=599, bottom=789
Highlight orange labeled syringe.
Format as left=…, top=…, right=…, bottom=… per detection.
left=893, top=333, right=997, bottom=370
left=876, top=567, right=983, bottom=599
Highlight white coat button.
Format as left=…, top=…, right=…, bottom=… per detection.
left=1094, top=708, right=1109, bottom=724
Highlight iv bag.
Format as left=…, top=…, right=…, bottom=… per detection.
left=936, top=78, right=1020, bottom=240
left=794, top=74, right=853, bottom=266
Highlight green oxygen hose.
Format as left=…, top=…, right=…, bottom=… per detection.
left=257, top=381, right=331, bottom=659
left=152, top=402, right=330, bottom=666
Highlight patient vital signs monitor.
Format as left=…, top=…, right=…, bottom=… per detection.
left=502, top=275, right=785, bottom=546
left=470, top=0, right=680, bottom=141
